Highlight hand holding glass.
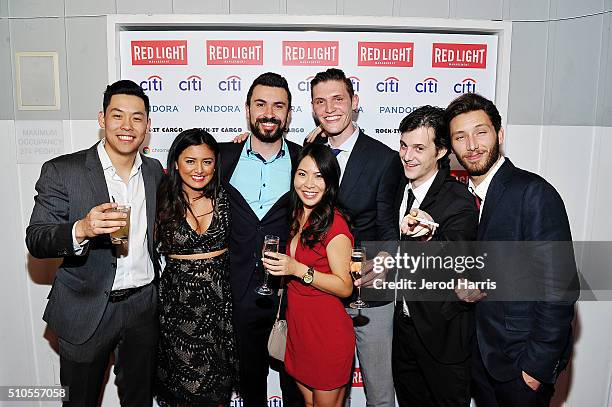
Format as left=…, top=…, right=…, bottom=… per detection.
left=107, top=204, right=131, bottom=244
left=256, top=235, right=279, bottom=296
left=350, top=247, right=368, bottom=309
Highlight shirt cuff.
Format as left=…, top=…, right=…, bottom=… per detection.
left=72, top=222, right=89, bottom=255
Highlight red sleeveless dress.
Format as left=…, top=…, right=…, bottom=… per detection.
left=284, top=211, right=355, bottom=390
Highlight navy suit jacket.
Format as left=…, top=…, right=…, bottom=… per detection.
left=475, top=158, right=578, bottom=384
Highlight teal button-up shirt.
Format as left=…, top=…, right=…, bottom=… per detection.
left=230, top=136, right=291, bottom=219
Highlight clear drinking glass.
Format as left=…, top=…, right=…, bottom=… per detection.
left=108, top=204, right=131, bottom=244
left=349, top=247, right=368, bottom=309
left=255, top=235, right=279, bottom=296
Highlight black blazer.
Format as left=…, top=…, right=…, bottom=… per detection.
left=219, top=139, right=302, bottom=301
left=396, top=168, right=479, bottom=363
left=26, top=143, right=164, bottom=344
left=475, top=158, right=578, bottom=384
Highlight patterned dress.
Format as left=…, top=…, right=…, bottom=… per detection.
left=155, top=187, right=238, bottom=406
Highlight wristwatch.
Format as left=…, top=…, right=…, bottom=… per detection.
left=302, top=267, right=314, bottom=285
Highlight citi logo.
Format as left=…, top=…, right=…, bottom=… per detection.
left=297, top=76, right=315, bottom=92
left=453, top=78, right=477, bottom=94
left=140, top=75, right=163, bottom=91
left=218, top=75, right=242, bottom=91
left=348, top=76, right=361, bottom=92
left=415, top=77, right=438, bottom=93
left=179, top=75, right=202, bottom=91
left=376, top=76, right=399, bottom=93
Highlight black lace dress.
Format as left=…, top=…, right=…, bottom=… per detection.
left=155, top=187, right=238, bottom=406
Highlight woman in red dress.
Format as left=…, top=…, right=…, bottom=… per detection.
left=263, top=143, right=355, bottom=407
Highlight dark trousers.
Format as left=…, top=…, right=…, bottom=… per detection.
left=233, top=286, right=304, bottom=407
left=58, top=284, right=158, bottom=407
left=471, top=339, right=554, bottom=407
left=392, top=308, right=471, bottom=407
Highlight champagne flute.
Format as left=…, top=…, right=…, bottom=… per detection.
left=349, top=247, right=368, bottom=309
left=255, top=235, right=279, bottom=296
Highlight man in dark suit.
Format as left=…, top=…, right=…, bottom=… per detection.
left=218, top=72, right=303, bottom=407
left=391, top=105, right=479, bottom=406
left=26, top=80, right=164, bottom=406
left=446, top=93, right=578, bottom=407
left=308, top=68, right=403, bottom=407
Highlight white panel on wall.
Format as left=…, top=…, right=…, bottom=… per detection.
left=1, top=0, right=8, bottom=17
left=550, top=0, right=605, bottom=19
left=540, top=126, right=594, bottom=241
left=287, top=0, right=336, bottom=15
left=8, top=0, right=63, bottom=18
left=565, top=302, right=612, bottom=406
left=451, top=0, right=503, bottom=20
left=588, top=127, right=612, bottom=241
left=506, top=22, right=548, bottom=125
left=596, top=12, right=612, bottom=126
left=396, top=0, right=449, bottom=18
left=68, top=120, right=104, bottom=153
left=0, top=120, right=37, bottom=387
left=65, top=16, right=109, bottom=120
left=502, top=0, right=550, bottom=21
left=503, top=125, right=542, bottom=174
left=544, top=15, right=603, bottom=126
left=339, top=0, right=393, bottom=16
left=116, top=0, right=173, bottom=14
left=172, top=0, right=230, bottom=14
left=65, top=0, right=117, bottom=16
left=229, top=0, right=284, bottom=14
left=0, top=18, right=14, bottom=120
left=10, top=17, right=69, bottom=120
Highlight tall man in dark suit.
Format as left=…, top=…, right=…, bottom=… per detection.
left=26, top=80, right=164, bottom=406
left=218, top=72, right=303, bottom=407
left=308, top=68, right=403, bottom=407
left=392, top=106, right=479, bottom=406
left=446, top=93, right=578, bottom=407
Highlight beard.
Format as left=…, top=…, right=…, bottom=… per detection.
left=456, top=137, right=500, bottom=176
left=250, top=117, right=286, bottom=143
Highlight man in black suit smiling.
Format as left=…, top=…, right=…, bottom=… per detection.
left=26, top=80, right=164, bottom=406
left=392, top=105, right=478, bottom=407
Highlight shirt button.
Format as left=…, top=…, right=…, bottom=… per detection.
left=260, top=205, right=263, bottom=209
left=104, top=291, right=109, bottom=296
left=263, top=183, right=266, bottom=187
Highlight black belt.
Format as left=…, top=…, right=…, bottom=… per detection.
left=109, top=283, right=150, bottom=303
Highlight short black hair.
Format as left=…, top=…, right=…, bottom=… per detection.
left=445, top=93, right=501, bottom=133
left=310, top=68, right=354, bottom=100
left=245, top=72, right=292, bottom=108
left=102, top=79, right=150, bottom=115
left=399, top=105, right=450, bottom=169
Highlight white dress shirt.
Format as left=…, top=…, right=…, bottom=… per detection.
left=72, top=139, right=154, bottom=290
left=327, top=123, right=360, bottom=183
left=468, top=156, right=506, bottom=221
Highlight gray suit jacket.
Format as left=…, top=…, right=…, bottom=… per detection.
left=26, top=142, right=164, bottom=344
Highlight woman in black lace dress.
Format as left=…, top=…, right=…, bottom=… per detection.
left=155, top=128, right=238, bottom=406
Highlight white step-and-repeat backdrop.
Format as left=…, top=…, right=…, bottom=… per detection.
left=118, top=29, right=498, bottom=405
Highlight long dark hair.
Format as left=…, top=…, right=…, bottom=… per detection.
left=289, top=143, right=342, bottom=249
left=156, top=128, right=221, bottom=237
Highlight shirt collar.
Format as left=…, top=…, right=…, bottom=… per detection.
left=97, top=138, right=143, bottom=173
left=245, top=135, right=287, bottom=162
left=327, top=122, right=360, bottom=154
left=408, top=170, right=438, bottom=206
left=469, top=156, right=506, bottom=201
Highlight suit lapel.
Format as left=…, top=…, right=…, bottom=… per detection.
left=419, top=169, right=448, bottom=211
left=85, top=142, right=111, bottom=205
left=339, top=131, right=368, bottom=202
left=478, top=159, right=514, bottom=239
